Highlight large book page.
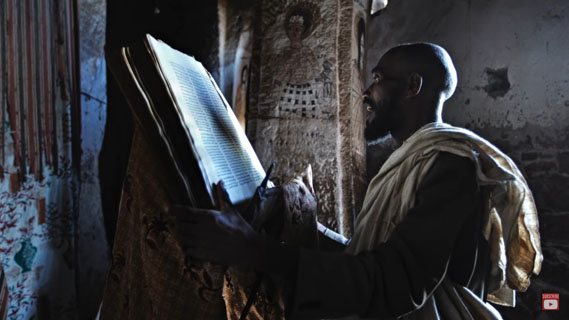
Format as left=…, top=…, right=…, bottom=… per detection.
left=145, top=34, right=265, bottom=204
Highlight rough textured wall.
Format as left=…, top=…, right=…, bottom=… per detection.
left=217, top=0, right=256, bottom=131
left=0, top=0, right=80, bottom=318
left=248, top=0, right=368, bottom=236
left=337, top=0, right=369, bottom=236
left=77, top=0, right=109, bottom=318
left=367, top=0, right=569, bottom=319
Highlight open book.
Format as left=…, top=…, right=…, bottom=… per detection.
left=107, top=34, right=265, bottom=207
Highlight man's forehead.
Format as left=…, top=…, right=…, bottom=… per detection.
left=373, top=52, right=405, bottom=74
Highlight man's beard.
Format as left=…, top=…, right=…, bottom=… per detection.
left=364, top=98, right=391, bottom=141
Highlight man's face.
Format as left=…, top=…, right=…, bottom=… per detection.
left=363, top=54, right=406, bottom=141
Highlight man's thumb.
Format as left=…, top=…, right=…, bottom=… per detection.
left=214, top=180, right=232, bottom=210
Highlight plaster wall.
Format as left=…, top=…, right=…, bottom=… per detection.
left=247, top=0, right=369, bottom=236
left=77, top=0, right=109, bottom=317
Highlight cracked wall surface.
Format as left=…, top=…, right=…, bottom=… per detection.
left=77, top=0, right=109, bottom=318
left=246, top=0, right=369, bottom=236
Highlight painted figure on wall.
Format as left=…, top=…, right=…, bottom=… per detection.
left=275, top=3, right=328, bottom=120
left=282, top=7, right=319, bottom=84
left=251, top=0, right=368, bottom=231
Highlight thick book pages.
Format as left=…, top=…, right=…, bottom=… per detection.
left=111, top=34, right=265, bottom=206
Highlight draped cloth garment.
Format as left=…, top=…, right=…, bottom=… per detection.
left=100, top=128, right=318, bottom=319
left=346, top=122, right=542, bottom=318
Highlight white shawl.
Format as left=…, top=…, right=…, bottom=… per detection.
left=346, top=122, right=542, bottom=311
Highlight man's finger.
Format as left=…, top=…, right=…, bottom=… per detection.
left=178, top=234, right=210, bottom=251
left=177, top=220, right=216, bottom=235
left=172, top=205, right=218, bottom=221
left=172, top=204, right=211, bottom=215
left=214, top=181, right=233, bottom=210
left=176, top=227, right=200, bottom=239
left=177, top=213, right=214, bottom=225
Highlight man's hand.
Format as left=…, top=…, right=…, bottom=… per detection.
left=174, top=181, right=299, bottom=277
left=173, top=182, right=263, bottom=268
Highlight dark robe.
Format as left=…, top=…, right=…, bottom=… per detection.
left=290, top=152, right=491, bottom=319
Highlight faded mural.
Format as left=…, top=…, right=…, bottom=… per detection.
left=248, top=0, right=368, bottom=236
left=0, top=0, right=80, bottom=318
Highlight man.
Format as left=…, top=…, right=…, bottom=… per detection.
left=175, top=43, right=542, bottom=319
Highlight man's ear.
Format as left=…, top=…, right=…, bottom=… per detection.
left=406, top=72, right=423, bottom=98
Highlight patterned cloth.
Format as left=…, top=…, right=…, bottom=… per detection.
left=100, top=129, right=227, bottom=319
left=100, top=128, right=318, bottom=319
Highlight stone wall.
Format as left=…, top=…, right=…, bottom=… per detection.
left=247, top=0, right=369, bottom=236
left=217, top=0, right=256, bottom=131
left=77, top=0, right=109, bottom=317
left=367, top=0, right=569, bottom=319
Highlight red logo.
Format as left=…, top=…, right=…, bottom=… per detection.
left=542, top=293, right=559, bottom=310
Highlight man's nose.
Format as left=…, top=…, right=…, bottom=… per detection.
left=362, top=85, right=372, bottom=99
